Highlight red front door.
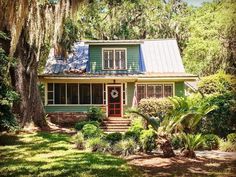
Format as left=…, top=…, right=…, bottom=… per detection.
left=108, top=86, right=122, bottom=117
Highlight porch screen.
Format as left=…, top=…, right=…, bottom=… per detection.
left=55, top=83, right=66, bottom=104
left=79, top=84, right=90, bottom=104
left=67, top=84, right=78, bottom=104
left=92, top=84, right=103, bottom=104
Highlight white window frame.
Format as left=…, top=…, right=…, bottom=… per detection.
left=46, top=83, right=104, bottom=106
left=102, top=48, right=127, bottom=70
left=136, top=82, right=175, bottom=101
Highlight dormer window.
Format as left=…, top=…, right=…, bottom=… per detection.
left=103, top=48, right=126, bottom=70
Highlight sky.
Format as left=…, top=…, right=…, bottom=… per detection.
left=184, top=0, right=213, bottom=7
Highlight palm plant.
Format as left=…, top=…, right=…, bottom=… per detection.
left=128, top=96, right=216, bottom=158
left=180, top=133, right=204, bottom=158
left=168, top=96, right=217, bottom=134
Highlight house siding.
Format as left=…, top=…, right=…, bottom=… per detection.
left=45, top=105, right=103, bottom=113
left=175, top=82, right=185, bottom=97
left=89, top=45, right=140, bottom=73
left=124, top=82, right=135, bottom=112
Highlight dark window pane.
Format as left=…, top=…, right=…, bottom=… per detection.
left=164, top=85, right=173, bottom=97
left=67, top=84, right=78, bottom=104
left=120, top=50, right=125, bottom=69
left=155, top=85, right=163, bottom=98
left=80, top=84, right=90, bottom=104
left=92, top=84, right=103, bottom=104
left=115, top=51, right=120, bottom=69
left=137, top=85, right=146, bottom=103
left=109, top=51, right=114, bottom=68
left=48, top=92, right=53, bottom=100
left=103, top=50, right=113, bottom=69
left=48, top=83, right=53, bottom=91
left=147, top=85, right=155, bottom=98
left=55, top=83, right=66, bottom=104
left=48, top=100, right=53, bottom=104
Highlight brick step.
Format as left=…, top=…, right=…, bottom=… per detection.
left=102, top=124, right=130, bottom=127
left=105, top=117, right=130, bottom=120
left=102, top=121, right=130, bottom=124
left=102, top=124, right=130, bottom=128
left=102, top=128, right=129, bottom=133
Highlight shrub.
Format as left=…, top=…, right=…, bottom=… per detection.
left=219, top=139, right=236, bottom=152
left=181, top=133, right=204, bottom=151
left=203, top=134, right=220, bottom=150
left=198, top=92, right=236, bottom=137
left=72, top=132, right=84, bottom=149
left=171, top=134, right=183, bottom=150
left=198, top=71, right=235, bottom=94
left=87, top=107, right=105, bottom=122
left=105, top=132, right=122, bottom=145
left=75, top=121, right=99, bottom=131
left=124, top=131, right=140, bottom=143
left=124, top=118, right=144, bottom=143
left=139, top=128, right=156, bottom=153
left=138, top=97, right=173, bottom=118
left=113, top=139, right=137, bottom=156
left=86, top=137, right=109, bottom=152
left=82, top=124, right=102, bottom=138
left=227, top=133, right=236, bottom=143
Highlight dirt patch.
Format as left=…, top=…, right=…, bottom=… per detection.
left=126, top=152, right=236, bottom=177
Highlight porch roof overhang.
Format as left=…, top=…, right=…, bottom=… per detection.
left=38, top=73, right=198, bottom=82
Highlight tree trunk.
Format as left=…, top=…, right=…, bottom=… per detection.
left=181, top=149, right=196, bottom=158
left=10, top=29, right=48, bottom=129
left=159, top=137, right=175, bottom=158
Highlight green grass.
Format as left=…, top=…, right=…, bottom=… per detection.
left=0, top=132, right=140, bottom=177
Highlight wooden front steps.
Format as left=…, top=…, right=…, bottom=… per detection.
left=101, top=117, right=131, bottom=133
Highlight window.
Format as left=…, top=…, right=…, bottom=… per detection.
left=67, top=84, right=78, bottom=104
left=137, top=85, right=146, bottom=103
left=103, top=49, right=126, bottom=70
left=47, top=83, right=54, bottom=104
left=137, top=84, right=173, bottom=103
left=55, top=83, right=66, bottom=104
left=47, top=83, right=104, bottom=105
left=103, top=50, right=114, bottom=69
left=79, top=84, right=90, bottom=104
left=92, top=84, right=103, bottom=104
left=164, top=85, right=173, bottom=97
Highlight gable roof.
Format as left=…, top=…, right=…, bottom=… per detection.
left=42, top=39, right=193, bottom=78
left=139, top=39, right=185, bottom=73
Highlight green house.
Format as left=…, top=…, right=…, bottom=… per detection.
left=39, top=39, right=196, bottom=126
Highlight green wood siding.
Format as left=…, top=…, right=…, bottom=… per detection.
left=89, top=45, right=140, bottom=73
left=123, top=82, right=135, bottom=112
left=45, top=105, right=102, bottom=113
left=175, top=82, right=185, bottom=97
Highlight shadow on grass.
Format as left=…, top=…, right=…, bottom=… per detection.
left=0, top=134, right=25, bottom=146
left=0, top=132, right=140, bottom=177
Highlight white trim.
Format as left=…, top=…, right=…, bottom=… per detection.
left=135, top=82, right=175, bottom=101
left=65, top=83, right=67, bottom=104
left=102, top=48, right=127, bottom=70
left=45, top=82, right=47, bottom=105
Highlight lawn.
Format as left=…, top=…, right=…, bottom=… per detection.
left=1, top=132, right=235, bottom=177
left=0, top=132, right=140, bottom=177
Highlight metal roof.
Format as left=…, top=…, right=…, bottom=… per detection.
left=43, top=39, right=190, bottom=76
left=139, top=39, right=185, bottom=73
